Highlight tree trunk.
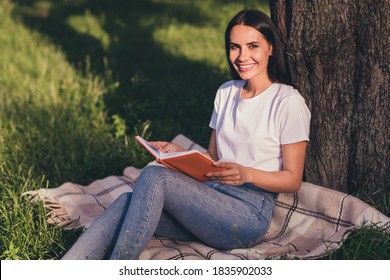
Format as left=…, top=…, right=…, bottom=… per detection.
left=269, top=0, right=389, bottom=197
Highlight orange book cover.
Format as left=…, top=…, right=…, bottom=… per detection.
left=135, top=136, right=225, bottom=182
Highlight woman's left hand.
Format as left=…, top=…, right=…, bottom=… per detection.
left=148, top=141, right=186, bottom=153
left=205, top=162, right=251, bottom=186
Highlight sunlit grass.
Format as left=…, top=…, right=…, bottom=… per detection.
left=66, top=9, right=110, bottom=51
left=0, top=0, right=137, bottom=259
left=153, top=24, right=226, bottom=69
left=152, top=0, right=269, bottom=69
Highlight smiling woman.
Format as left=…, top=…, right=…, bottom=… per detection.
left=228, top=24, right=273, bottom=97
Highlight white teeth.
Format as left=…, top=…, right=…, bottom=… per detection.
left=239, top=64, right=254, bottom=70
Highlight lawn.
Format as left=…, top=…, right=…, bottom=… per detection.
left=0, top=0, right=388, bottom=260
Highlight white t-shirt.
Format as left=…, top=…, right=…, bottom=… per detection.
left=209, top=80, right=311, bottom=172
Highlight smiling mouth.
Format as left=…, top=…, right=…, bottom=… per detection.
left=237, top=63, right=255, bottom=72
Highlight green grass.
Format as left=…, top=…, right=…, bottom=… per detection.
left=0, top=0, right=389, bottom=260
left=322, top=223, right=390, bottom=260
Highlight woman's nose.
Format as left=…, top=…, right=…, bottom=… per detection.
left=238, top=48, right=249, bottom=60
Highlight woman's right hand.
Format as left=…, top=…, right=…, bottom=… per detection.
left=148, top=141, right=186, bottom=153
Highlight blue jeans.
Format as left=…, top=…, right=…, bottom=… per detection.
left=61, top=166, right=276, bottom=260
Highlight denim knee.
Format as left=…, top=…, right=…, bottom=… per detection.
left=140, top=165, right=170, bottom=177
left=135, top=166, right=172, bottom=188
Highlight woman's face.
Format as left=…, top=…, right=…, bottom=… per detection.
left=228, top=24, right=273, bottom=82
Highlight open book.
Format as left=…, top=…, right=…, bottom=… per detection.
left=135, top=136, right=225, bottom=182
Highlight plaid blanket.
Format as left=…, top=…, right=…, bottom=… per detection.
left=22, top=135, right=390, bottom=259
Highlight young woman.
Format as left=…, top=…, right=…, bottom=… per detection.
left=62, top=8, right=310, bottom=260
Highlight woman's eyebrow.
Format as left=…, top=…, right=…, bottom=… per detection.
left=230, top=41, right=259, bottom=45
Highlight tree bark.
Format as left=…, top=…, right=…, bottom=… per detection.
left=270, top=0, right=389, bottom=197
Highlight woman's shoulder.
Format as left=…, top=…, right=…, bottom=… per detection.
left=273, top=84, right=310, bottom=114
left=274, top=83, right=301, bottom=97
left=272, top=83, right=307, bottom=104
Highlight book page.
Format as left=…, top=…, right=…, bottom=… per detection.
left=160, top=149, right=201, bottom=159
left=135, top=136, right=161, bottom=158
left=136, top=135, right=198, bottom=159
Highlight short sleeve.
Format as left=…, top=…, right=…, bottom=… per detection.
left=278, top=95, right=311, bottom=144
left=209, top=108, right=217, bottom=129
left=209, top=89, right=221, bottom=130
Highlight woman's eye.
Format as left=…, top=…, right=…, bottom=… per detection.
left=249, top=44, right=258, bottom=49
left=230, top=44, right=238, bottom=50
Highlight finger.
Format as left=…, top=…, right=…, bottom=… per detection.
left=213, top=161, right=228, bottom=167
left=149, top=141, right=173, bottom=152
left=218, top=179, right=241, bottom=186
left=213, top=162, right=238, bottom=170
left=205, top=170, right=232, bottom=178
left=149, top=141, right=165, bottom=149
left=206, top=173, right=239, bottom=183
left=164, top=143, right=182, bottom=153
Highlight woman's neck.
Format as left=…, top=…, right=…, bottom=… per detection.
left=242, top=78, right=273, bottom=99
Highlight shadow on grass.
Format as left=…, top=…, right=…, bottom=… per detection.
left=10, top=0, right=235, bottom=146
